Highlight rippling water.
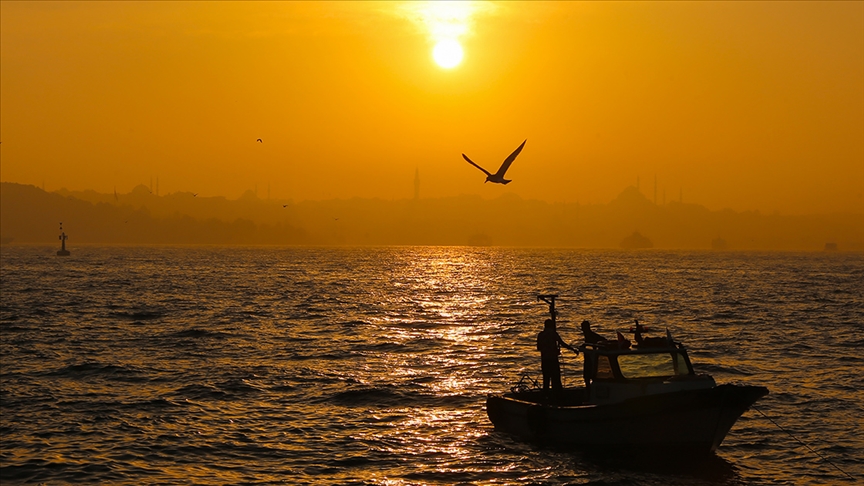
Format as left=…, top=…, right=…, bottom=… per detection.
left=1, top=246, right=862, bottom=485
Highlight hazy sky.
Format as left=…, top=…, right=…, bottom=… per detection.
left=1, top=1, right=862, bottom=214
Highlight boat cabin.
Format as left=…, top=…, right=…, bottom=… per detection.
left=582, top=342, right=715, bottom=405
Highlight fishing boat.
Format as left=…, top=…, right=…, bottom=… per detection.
left=486, top=295, right=768, bottom=453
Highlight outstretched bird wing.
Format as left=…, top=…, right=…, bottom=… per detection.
left=462, top=154, right=492, bottom=177
left=494, top=139, right=526, bottom=178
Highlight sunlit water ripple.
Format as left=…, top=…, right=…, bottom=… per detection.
left=1, top=246, right=862, bottom=485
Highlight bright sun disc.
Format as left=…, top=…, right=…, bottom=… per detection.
left=433, top=39, right=463, bottom=68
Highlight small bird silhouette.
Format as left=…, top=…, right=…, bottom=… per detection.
left=282, top=205, right=288, bottom=208
left=462, top=139, right=526, bottom=185
left=256, top=139, right=263, bottom=143
left=192, top=193, right=198, bottom=197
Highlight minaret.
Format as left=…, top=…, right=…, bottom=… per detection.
left=57, top=222, right=70, bottom=256
left=654, top=175, right=657, bottom=205
left=414, top=168, right=420, bottom=200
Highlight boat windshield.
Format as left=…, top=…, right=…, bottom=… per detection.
left=617, top=352, right=689, bottom=379
left=595, top=355, right=615, bottom=379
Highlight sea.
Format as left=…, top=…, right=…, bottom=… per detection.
left=1, top=246, right=861, bottom=485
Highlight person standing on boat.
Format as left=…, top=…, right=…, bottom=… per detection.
left=580, top=320, right=607, bottom=344
left=537, top=318, right=577, bottom=396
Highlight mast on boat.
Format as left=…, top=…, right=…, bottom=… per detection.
left=537, top=294, right=558, bottom=323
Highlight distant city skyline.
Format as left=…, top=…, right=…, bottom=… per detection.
left=4, top=181, right=861, bottom=251
left=24, top=174, right=844, bottom=218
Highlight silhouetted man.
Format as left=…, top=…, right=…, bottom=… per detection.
left=537, top=319, right=576, bottom=396
left=580, top=320, right=607, bottom=344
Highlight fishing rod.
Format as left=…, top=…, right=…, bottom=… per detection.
left=754, top=406, right=854, bottom=481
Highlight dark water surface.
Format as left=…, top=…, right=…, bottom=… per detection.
left=1, top=246, right=862, bottom=485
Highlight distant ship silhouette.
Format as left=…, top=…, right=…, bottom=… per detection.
left=462, top=139, right=526, bottom=185
left=620, top=231, right=653, bottom=249
left=57, top=223, right=70, bottom=256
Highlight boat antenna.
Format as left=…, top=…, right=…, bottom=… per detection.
left=537, top=294, right=558, bottom=323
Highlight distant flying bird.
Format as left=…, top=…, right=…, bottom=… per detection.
left=257, top=139, right=263, bottom=143
left=192, top=193, right=198, bottom=197
left=462, top=139, right=526, bottom=185
left=282, top=205, right=288, bottom=208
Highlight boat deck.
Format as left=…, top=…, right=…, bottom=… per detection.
left=503, top=387, right=589, bottom=407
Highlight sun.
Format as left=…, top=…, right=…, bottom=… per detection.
left=432, top=39, right=463, bottom=69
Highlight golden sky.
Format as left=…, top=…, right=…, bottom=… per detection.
left=1, top=1, right=862, bottom=214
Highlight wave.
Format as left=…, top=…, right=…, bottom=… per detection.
left=353, top=342, right=410, bottom=353
left=693, top=363, right=753, bottom=376
left=117, top=397, right=184, bottom=410
left=172, top=383, right=230, bottom=401
left=172, top=379, right=263, bottom=401
left=325, top=387, right=418, bottom=407
left=337, top=319, right=372, bottom=328
left=165, top=328, right=232, bottom=339
left=323, top=385, right=474, bottom=408
left=0, top=323, right=27, bottom=332
left=109, top=310, right=163, bottom=321
left=48, top=361, right=147, bottom=381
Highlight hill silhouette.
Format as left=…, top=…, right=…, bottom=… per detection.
left=1, top=182, right=862, bottom=250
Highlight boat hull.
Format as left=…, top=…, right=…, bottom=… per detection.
left=486, top=384, right=768, bottom=452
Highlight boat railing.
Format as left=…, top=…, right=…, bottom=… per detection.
left=510, top=373, right=541, bottom=394
left=581, top=342, right=684, bottom=354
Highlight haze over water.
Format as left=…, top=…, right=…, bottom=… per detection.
left=1, top=246, right=861, bottom=485
left=2, top=2, right=862, bottom=215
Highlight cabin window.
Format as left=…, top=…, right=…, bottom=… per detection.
left=617, top=352, right=689, bottom=379
left=673, top=352, right=689, bottom=375
left=595, top=355, right=615, bottom=379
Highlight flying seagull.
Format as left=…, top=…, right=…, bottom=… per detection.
left=257, top=139, right=263, bottom=143
left=462, top=139, right=526, bottom=185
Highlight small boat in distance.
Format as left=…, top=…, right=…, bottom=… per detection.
left=486, top=295, right=768, bottom=453
left=57, top=223, right=70, bottom=256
